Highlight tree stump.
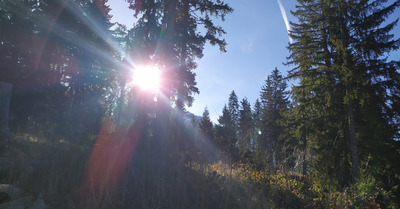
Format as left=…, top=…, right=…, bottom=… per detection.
left=0, top=82, right=13, bottom=139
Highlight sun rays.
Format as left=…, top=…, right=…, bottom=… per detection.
left=131, top=65, right=161, bottom=92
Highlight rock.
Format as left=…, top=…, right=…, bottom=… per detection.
left=0, top=195, right=46, bottom=209
left=0, top=193, right=10, bottom=204
left=0, top=184, right=21, bottom=200
left=28, top=195, right=46, bottom=209
left=0, top=195, right=33, bottom=209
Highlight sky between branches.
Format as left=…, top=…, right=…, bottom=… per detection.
left=108, top=0, right=400, bottom=122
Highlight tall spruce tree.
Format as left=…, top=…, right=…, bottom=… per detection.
left=237, top=98, right=254, bottom=161
left=199, top=107, right=214, bottom=140
left=260, top=68, right=289, bottom=171
left=253, top=99, right=262, bottom=126
left=228, top=90, right=240, bottom=125
left=199, top=107, right=216, bottom=161
left=287, top=0, right=347, bottom=179
left=215, top=104, right=238, bottom=162
left=251, top=98, right=266, bottom=168
left=288, top=0, right=400, bottom=185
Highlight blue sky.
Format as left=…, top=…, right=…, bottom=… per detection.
left=107, top=0, right=399, bottom=123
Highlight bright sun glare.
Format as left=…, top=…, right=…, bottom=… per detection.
left=132, top=65, right=161, bottom=92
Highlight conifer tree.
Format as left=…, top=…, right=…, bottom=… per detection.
left=287, top=0, right=347, bottom=178
left=260, top=68, right=289, bottom=171
left=288, top=0, right=400, bottom=184
left=253, top=99, right=262, bottom=126
left=199, top=107, right=214, bottom=140
left=215, top=105, right=238, bottom=162
left=228, top=90, right=240, bottom=126
left=198, top=107, right=216, bottom=161
left=237, top=98, right=253, bottom=161
left=251, top=98, right=265, bottom=168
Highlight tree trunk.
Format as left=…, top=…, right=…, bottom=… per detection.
left=346, top=95, right=359, bottom=181
left=0, top=82, right=14, bottom=139
left=302, top=129, right=308, bottom=176
left=337, top=1, right=359, bottom=181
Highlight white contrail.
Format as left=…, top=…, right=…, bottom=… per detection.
left=277, top=0, right=293, bottom=44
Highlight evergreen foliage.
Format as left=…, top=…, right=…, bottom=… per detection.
left=215, top=105, right=238, bottom=162
left=237, top=98, right=253, bottom=161
left=287, top=0, right=400, bottom=190
left=259, top=68, right=290, bottom=171
left=228, top=90, right=240, bottom=126
left=0, top=0, right=115, bottom=142
left=199, top=107, right=214, bottom=140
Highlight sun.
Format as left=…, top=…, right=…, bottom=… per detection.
left=132, top=65, right=161, bottom=92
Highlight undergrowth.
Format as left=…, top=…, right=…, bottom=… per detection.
left=191, top=161, right=397, bottom=208
left=1, top=134, right=398, bottom=209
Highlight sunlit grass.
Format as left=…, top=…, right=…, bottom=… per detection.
left=188, top=161, right=382, bottom=208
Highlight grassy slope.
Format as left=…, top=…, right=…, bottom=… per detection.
left=0, top=135, right=390, bottom=209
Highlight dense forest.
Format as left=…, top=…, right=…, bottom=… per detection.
left=0, top=0, right=399, bottom=208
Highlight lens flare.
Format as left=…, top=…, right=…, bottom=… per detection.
left=132, top=65, right=161, bottom=92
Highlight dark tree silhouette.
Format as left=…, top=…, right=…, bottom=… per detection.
left=126, top=0, right=233, bottom=109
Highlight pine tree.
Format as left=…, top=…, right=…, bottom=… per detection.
left=237, top=98, right=253, bottom=161
left=198, top=107, right=216, bottom=162
left=228, top=90, right=239, bottom=127
left=251, top=98, right=265, bottom=168
left=253, top=99, right=262, bottom=126
left=199, top=107, right=214, bottom=140
left=259, top=68, right=289, bottom=171
left=288, top=0, right=400, bottom=185
left=215, top=105, right=238, bottom=162
left=287, top=0, right=348, bottom=179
